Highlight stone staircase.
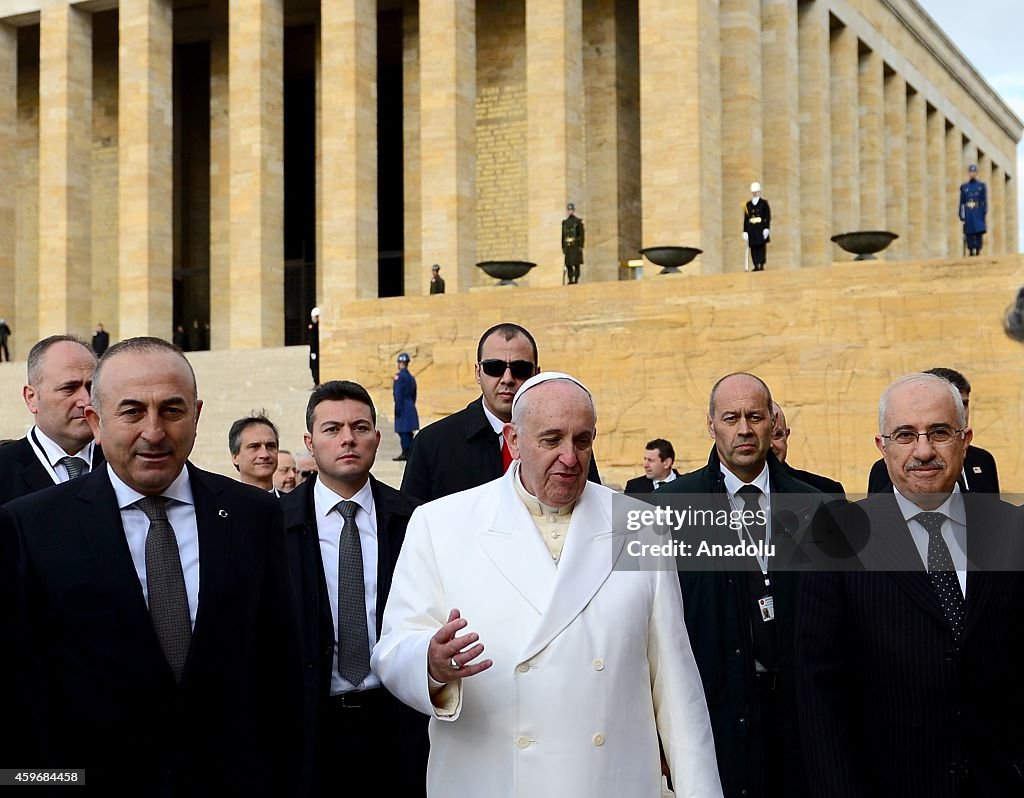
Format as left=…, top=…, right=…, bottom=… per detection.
left=0, top=346, right=410, bottom=491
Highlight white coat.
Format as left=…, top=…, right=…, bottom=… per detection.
left=372, top=466, right=723, bottom=797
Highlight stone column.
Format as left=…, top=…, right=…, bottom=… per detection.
left=762, top=0, right=799, bottom=269
left=830, top=23, right=858, bottom=259
left=229, top=0, right=283, bottom=348
left=583, top=0, right=635, bottom=283
left=640, top=0, right=721, bottom=273
left=318, top=0, right=377, bottom=314
left=119, top=0, right=173, bottom=339
left=40, top=3, right=92, bottom=337
left=978, top=152, right=992, bottom=253
left=0, top=24, right=15, bottom=329
left=946, top=126, right=964, bottom=257
left=925, top=107, right=945, bottom=257
left=401, top=0, right=422, bottom=294
left=905, top=86, right=926, bottom=260
left=15, top=28, right=39, bottom=352
left=882, top=68, right=906, bottom=260
left=526, top=0, right=584, bottom=287
left=209, top=0, right=229, bottom=349
left=1006, top=174, right=1018, bottom=254
left=858, top=47, right=884, bottom=230
left=420, top=0, right=475, bottom=292
left=720, top=0, right=762, bottom=273
left=991, top=164, right=1005, bottom=254
left=797, top=0, right=831, bottom=266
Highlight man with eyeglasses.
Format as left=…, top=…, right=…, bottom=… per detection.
left=796, top=372, right=1024, bottom=797
left=401, top=323, right=599, bottom=503
left=295, top=451, right=318, bottom=486
left=867, top=367, right=999, bottom=495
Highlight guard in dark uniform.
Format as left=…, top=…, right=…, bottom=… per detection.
left=959, top=163, right=987, bottom=256
left=561, top=202, right=585, bottom=284
left=743, top=182, right=771, bottom=271
left=308, top=306, right=320, bottom=385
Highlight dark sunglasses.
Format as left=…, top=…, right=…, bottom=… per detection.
left=478, top=359, right=536, bottom=380
left=299, top=470, right=317, bottom=478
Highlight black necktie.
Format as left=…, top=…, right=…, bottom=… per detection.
left=60, top=456, right=87, bottom=480
left=136, top=496, right=192, bottom=681
left=914, top=512, right=966, bottom=639
left=737, top=485, right=778, bottom=670
left=336, top=500, right=371, bottom=686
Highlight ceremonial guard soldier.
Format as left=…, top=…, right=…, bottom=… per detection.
left=959, top=163, right=987, bottom=256
left=561, top=202, right=585, bottom=284
left=743, top=182, right=771, bottom=271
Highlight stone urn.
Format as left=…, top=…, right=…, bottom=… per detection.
left=476, top=260, right=536, bottom=286
left=639, top=246, right=702, bottom=275
left=830, top=231, right=899, bottom=260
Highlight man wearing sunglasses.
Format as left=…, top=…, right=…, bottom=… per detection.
left=401, top=323, right=600, bottom=503
left=797, top=373, right=1024, bottom=797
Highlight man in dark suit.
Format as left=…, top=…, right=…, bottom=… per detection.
left=657, top=373, right=825, bottom=798
left=401, top=323, right=599, bottom=502
left=771, top=402, right=846, bottom=498
left=283, top=379, right=427, bottom=796
left=0, top=337, right=303, bottom=793
left=0, top=335, right=104, bottom=504
left=91, top=322, right=110, bottom=356
left=624, top=438, right=680, bottom=493
left=797, top=372, right=1024, bottom=797
left=867, top=368, right=999, bottom=495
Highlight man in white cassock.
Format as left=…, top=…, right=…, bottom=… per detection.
left=373, top=373, right=723, bottom=798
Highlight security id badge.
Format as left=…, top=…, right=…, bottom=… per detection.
left=757, top=594, right=775, bottom=622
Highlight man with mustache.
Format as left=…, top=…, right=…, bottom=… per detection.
left=796, top=373, right=1024, bottom=797
left=0, top=337, right=303, bottom=792
left=0, top=335, right=103, bottom=504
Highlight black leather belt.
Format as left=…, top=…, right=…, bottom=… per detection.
left=326, top=688, right=387, bottom=710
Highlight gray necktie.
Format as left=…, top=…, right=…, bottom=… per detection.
left=336, top=500, right=371, bottom=686
left=915, top=512, right=966, bottom=640
left=136, top=496, right=192, bottom=681
left=60, top=456, right=87, bottom=480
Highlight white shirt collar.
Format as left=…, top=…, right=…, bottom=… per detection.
left=652, top=471, right=677, bottom=489
left=480, top=397, right=507, bottom=437
left=32, top=425, right=95, bottom=466
left=313, top=476, right=375, bottom=528
left=892, top=484, right=966, bottom=527
left=719, top=460, right=771, bottom=499
left=107, top=461, right=194, bottom=510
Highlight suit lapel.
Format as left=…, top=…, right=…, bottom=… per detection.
left=477, top=472, right=555, bottom=617
left=76, top=468, right=167, bottom=662
left=520, top=485, right=622, bottom=663
left=16, top=438, right=57, bottom=494
left=371, top=477, right=398, bottom=638
left=186, top=464, right=231, bottom=681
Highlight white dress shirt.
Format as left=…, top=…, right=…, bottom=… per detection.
left=29, top=426, right=96, bottom=483
left=651, top=471, right=677, bottom=491
left=108, top=464, right=201, bottom=629
left=313, top=477, right=381, bottom=694
left=480, top=397, right=507, bottom=451
left=893, top=486, right=967, bottom=596
left=720, top=461, right=773, bottom=542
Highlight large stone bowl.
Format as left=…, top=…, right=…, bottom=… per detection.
left=830, top=231, right=899, bottom=260
left=639, top=246, right=702, bottom=274
left=476, top=260, right=536, bottom=286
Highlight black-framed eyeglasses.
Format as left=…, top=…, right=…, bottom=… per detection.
left=478, top=359, right=536, bottom=380
left=880, top=427, right=965, bottom=446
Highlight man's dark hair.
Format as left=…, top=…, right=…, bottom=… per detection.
left=91, top=336, right=195, bottom=407
left=27, top=334, right=94, bottom=386
left=475, top=323, right=539, bottom=364
left=645, top=438, right=675, bottom=462
left=306, top=380, right=377, bottom=431
left=923, top=367, right=971, bottom=395
left=228, top=412, right=280, bottom=456
left=1004, top=286, right=1024, bottom=343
